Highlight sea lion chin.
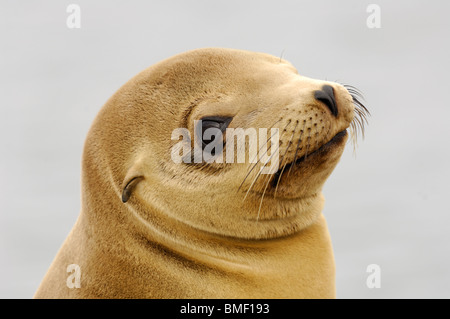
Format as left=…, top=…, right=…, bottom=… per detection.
left=34, top=48, right=368, bottom=299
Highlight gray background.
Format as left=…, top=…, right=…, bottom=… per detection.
left=1, top=0, right=449, bottom=299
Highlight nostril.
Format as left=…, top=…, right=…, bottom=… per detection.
left=314, top=85, right=338, bottom=117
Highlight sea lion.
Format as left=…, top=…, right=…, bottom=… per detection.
left=34, top=48, right=368, bottom=299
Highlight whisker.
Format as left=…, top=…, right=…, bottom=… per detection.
left=279, top=49, right=285, bottom=63
left=340, top=83, right=370, bottom=147
left=273, top=121, right=298, bottom=196
left=314, top=124, right=319, bottom=151
left=344, top=85, right=365, bottom=100
left=273, top=161, right=289, bottom=198
left=304, top=128, right=311, bottom=160
left=287, top=120, right=306, bottom=177
left=246, top=118, right=283, bottom=171
left=238, top=132, right=276, bottom=190
left=278, top=121, right=298, bottom=168
left=255, top=121, right=299, bottom=219
left=257, top=173, right=273, bottom=222
left=242, top=120, right=293, bottom=201
left=243, top=143, right=281, bottom=202
left=238, top=119, right=289, bottom=192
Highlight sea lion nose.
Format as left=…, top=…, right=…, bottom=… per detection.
left=314, top=85, right=338, bottom=117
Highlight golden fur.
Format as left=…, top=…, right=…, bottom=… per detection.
left=34, top=48, right=358, bottom=298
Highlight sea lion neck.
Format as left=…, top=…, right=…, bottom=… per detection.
left=114, top=192, right=326, bottom=268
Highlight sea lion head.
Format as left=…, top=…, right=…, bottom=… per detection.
left=83, top=48, right=368, bottom=240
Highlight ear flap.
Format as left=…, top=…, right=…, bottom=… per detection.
left=121, top=160, right=145, bottom=203
left=121, top=176, right=144, bottom=203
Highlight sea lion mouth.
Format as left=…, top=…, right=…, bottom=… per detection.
left=271, top=129, right=348, bottom=187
